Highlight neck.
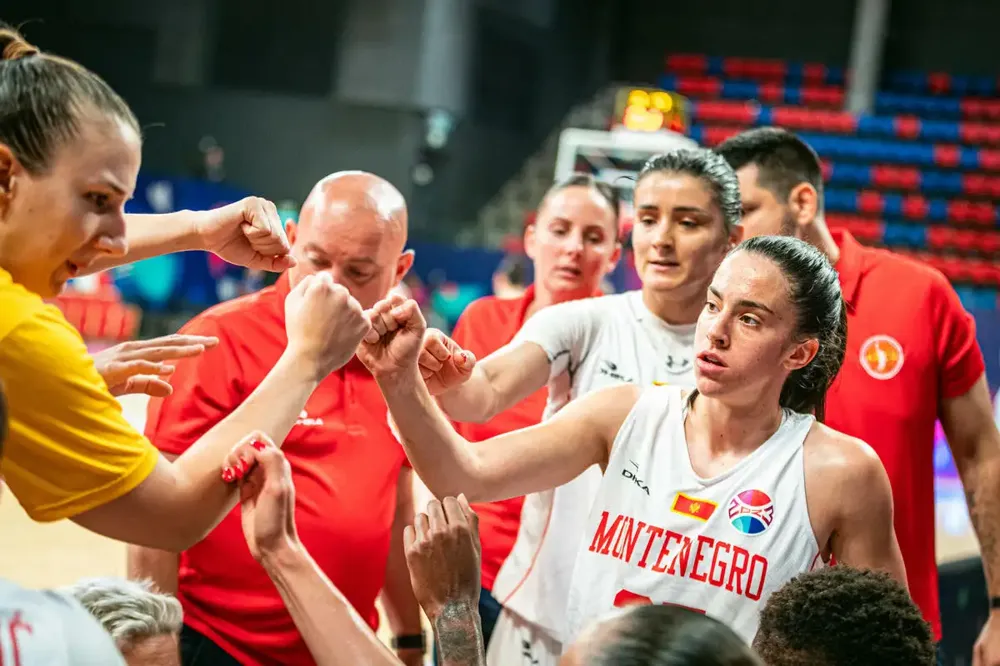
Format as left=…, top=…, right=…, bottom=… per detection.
left=688, top=389, right=785, bottom=455
left=525, top=285, right=587, bottom=319
left=641, top=286, right=703, bottom=326
left=802, top=216, right=840, bottom=264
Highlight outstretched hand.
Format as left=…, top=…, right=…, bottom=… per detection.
left=92, top=334, right=219, bottom=397
left=356, top=294, right=427, bottom=382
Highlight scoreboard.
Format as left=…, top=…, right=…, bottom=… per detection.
left=613, top=87, right=690, bottom=134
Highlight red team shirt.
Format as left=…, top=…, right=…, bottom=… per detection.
left=450, top=286, right=549, bottom=591
left=146, top=275, right=408, bottom=666
left=825, top=230, right=985, bottom=640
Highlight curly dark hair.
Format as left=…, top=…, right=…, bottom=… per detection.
left=753, top=567, right=936, bottom=666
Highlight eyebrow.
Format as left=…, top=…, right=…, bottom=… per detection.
left=96, top=178, right=129, bottom=197
left=708, top=286, right=775, bottom=314
left=303, top=243, right=375, bottom=263
left=636, top=204, right=710, bottom=215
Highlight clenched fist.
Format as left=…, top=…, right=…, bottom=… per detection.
left=356, top=293, right=426, bottom=382
left=418, top=329, right=476, bottom=396
left=284, top=272, right=371, bottom=379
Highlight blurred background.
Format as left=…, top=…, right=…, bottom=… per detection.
left=3, top=0, right=999, bottom=662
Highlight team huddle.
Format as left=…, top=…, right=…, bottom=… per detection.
left=2, top=20, right=1000, bottom=666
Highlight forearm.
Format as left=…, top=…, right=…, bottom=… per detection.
left=126, top=546, right=179, bottom=595
left=436, top=367, right=500, bottom=423
left=380, top=370, right=486, bottom=500
left=263, top=542, right=400, bottom=666
left=83, top=212, right=203, bottom=274
left=168, top=352, right=319, bottom=542
left=433, top=600, right=486, bottom=666
left=381, top=477, right=423, bottom=637
left=961, top=443, right=1000, bottom=594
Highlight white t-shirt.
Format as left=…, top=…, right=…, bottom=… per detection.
left=0, top=579, right=125, bottom=665
left=565, top=386, right=821, bottom=645
left=491, top=290, right=697, bottom=641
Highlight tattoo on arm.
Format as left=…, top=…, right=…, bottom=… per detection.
left=434, top=600, right=486, bottom=666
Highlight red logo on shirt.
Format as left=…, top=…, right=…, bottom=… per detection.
left=859, top=335, right=905, bottom=380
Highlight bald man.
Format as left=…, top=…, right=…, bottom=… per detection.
left=128, top=172, right=424, bottom=666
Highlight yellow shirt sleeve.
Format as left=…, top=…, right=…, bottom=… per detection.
left=0, top=304, right=159, bottom=522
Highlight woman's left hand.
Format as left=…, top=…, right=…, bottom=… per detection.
left=93, top=334, right=218, bottom=397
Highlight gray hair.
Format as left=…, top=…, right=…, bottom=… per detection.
left=636, top=147, right=743, bottom=232
left=60, top=578, right=183, bottom=649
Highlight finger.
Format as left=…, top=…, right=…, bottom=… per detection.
left=222, top=432, right=274, bottom=482
left=455, top=350, right=477, bottom=374
left=423, top=333, right=452, bottom=362
left=388, top=292, right=408, bottom=309
left=426, top=498, right=446, bottom=531
left=390, top=299, right=421, bottom=327
left=114, top=359, right=175, bottom=377
left=118, top=345, right=208, bottom=363
left=122, top=376, right=174, bottom=398
left=442, top=496, right=467, bottom=528
left=458, top=493, right=480, bottom=542
left=417, top=349, right=444, bottom=372
left=413, top=512, right=430, bottom=542
left=130, top=334, right=219, bottom=350
left=402, top=524, right=416, bottom=553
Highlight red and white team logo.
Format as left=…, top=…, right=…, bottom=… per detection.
left=859, top=335, right=904, bottom=380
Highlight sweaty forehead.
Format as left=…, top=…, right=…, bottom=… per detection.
left=713, top=251, right=789, bottom=305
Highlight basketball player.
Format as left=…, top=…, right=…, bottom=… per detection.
left=0, top=25, right=371, bottom=553
left=361, top=235, right=906, bottom=652
left=417, top=148, right=742, bottom=663
left=435, top=173, right=620, bottom=653
left=716, top=128, right=1000, bottom=664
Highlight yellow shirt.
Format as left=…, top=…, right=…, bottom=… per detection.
left=0, top=269, right=159, bottom=521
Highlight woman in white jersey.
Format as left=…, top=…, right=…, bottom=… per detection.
left=360, top=234, right=906, bottom=653
left=415, top=148, right=743, bottom=664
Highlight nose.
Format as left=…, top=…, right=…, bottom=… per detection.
left=651, top=219, right=674, bottom=249
left=93, top=213, right=129, bottom=257
left=705, top=313, right=730, bottom=349
left=563, top=230, right=584, bottom=255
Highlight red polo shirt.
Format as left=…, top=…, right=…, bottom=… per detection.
left=825, top=230, right=985, bottom=640
left=145, top=274, right=407, bottom=666
left=453, top=286, right=547, bottom=592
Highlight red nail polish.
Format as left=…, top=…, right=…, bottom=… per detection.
left=251, top=440, right=265, bottom=452
left=234, top=465, right=245, bottom=480
left=222, top=468, right=234, bottom=482
left=239, top=458, right=250, bottom=473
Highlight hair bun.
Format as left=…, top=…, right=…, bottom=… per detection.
left=0, top=28, right=40, bottom=61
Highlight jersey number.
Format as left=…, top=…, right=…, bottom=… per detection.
left=613, top=588, right=706, bottom=614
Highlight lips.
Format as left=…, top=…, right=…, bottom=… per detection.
left=554, top=266, right=582, bottom=277
left=648, top=259, right=680, bottom=268
left=697, top=351, right=727, bottom=367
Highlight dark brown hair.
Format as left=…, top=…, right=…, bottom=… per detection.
left=539, top=173, right=622, bottom=235
left=0, top=24, right=139, bottom=174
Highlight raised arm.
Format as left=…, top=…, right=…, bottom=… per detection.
left=358, top=295, right=637, bottom=503
left=421, top=296, right=605, bottom=424
left=423, top=331, right=551, bottom=424
left=822, top=432, right=907, bottom=586
left=83, top=198, right=294, bottom=274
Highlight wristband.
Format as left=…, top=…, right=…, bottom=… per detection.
left=391, top=633, right=427, bottom=651
left=991, top=597, right=1000, bottom=610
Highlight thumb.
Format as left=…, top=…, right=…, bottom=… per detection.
left=456, top=350, right=476, bottom=373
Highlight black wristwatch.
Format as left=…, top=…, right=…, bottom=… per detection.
left=990, top=597, right=1000, bottom=610
left=392, top=633, right=427, bottom=651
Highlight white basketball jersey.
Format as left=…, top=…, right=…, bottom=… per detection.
left=565, top=386, right=821, bottom=645
left=0, top=579, right=126, bottom=666
left=492, top=291, right=696, bottom=640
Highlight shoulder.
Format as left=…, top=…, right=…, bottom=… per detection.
left=864, top=247, right=953, bottom=295
left=805, top=423, right=888, bottom=490
left=0, top=272, right=47, bottom=340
